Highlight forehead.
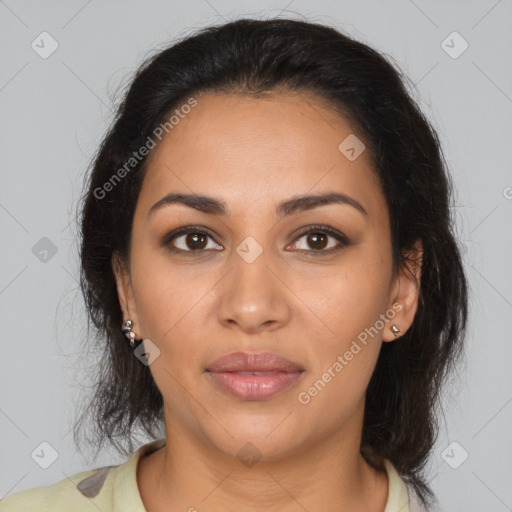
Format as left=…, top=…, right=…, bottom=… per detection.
left=137, top=91, right=385, bottom=220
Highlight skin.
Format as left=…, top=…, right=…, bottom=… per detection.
left=112, top=90, right=422, bottom=512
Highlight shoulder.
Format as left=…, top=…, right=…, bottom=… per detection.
left=383, top=459, right=439, bottom=512
left=0, top=438, right=166, bottom=512
left=0, top=465, right=117, bottom=512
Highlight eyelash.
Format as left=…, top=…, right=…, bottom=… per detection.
left=161, top=224, right=349, bottom=256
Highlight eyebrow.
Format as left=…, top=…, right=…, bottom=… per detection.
left=147, top=191, right=368, bottom=219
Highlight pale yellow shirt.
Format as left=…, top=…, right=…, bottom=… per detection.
left=0, top=438, right=426, bottom=511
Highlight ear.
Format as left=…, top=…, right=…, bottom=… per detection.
left=112, top=251, right=141, bottom=338
left=383, top=239, right=423, bottom=342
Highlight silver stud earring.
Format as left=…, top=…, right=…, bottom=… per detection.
left=122, top=319, right=137, bottom=348
left=391, top=324, right=401, bottom=338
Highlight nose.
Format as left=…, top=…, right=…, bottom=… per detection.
left=216, top=248, right=291, bottom=334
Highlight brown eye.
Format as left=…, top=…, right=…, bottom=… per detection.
left=164, top=227, right=223, bottom=253
left=290, top=225, right=349, bottom=254
left=305, top=232, right=328, bottom=250
left=184, top=232, right=208, bottom=250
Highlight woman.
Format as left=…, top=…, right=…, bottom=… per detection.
left=0, top=17, right=467, bottom=512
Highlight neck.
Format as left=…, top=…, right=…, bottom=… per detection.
left=137, top=406, right=388, bottom=512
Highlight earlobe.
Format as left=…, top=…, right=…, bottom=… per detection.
left=391, top=324, right=401, bottom=338
left=112, top=251, right=143, bottom=344
left=384, top=240, right=423, bottom=342
left=111, top=251, right=136, bottom=324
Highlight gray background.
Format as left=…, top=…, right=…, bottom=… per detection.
left=1, top=0, right=511, bottom=510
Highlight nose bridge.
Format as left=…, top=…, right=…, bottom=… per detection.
left=216, top=235, right=290, bottom=331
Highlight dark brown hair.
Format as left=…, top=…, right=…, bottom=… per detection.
left=74, top=17, right=468, bottom=509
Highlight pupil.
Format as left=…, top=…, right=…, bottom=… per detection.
left=187, top=233, right=207, bottom=250
left=308, top=233, right=327, bottom=250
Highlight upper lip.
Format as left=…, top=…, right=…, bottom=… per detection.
left=206, top=351, right=304, bottom=373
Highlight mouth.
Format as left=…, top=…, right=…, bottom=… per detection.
left=206, top=351, right=304, bottom=373
left=205, top=351, right=305, bottom=400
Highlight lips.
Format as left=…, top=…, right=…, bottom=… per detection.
left=205, top=351, right=304, bottom=373
left=205, top=351, right=305, bottom=400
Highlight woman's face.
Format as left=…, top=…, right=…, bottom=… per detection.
left=113, top=91, right=420, bottom=460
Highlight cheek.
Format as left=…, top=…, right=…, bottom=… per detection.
left=297, top=249, right=392, bottom=339
left=131, top=237, right=187, bottom=323
left=297, top=280, right=386, bottom=420
left=296, top=251, right=391, bottom=401
left=129, top=244, right=217, bottom=364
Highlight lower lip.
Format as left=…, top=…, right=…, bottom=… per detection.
left=206, top=371, right=304, bottom=400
